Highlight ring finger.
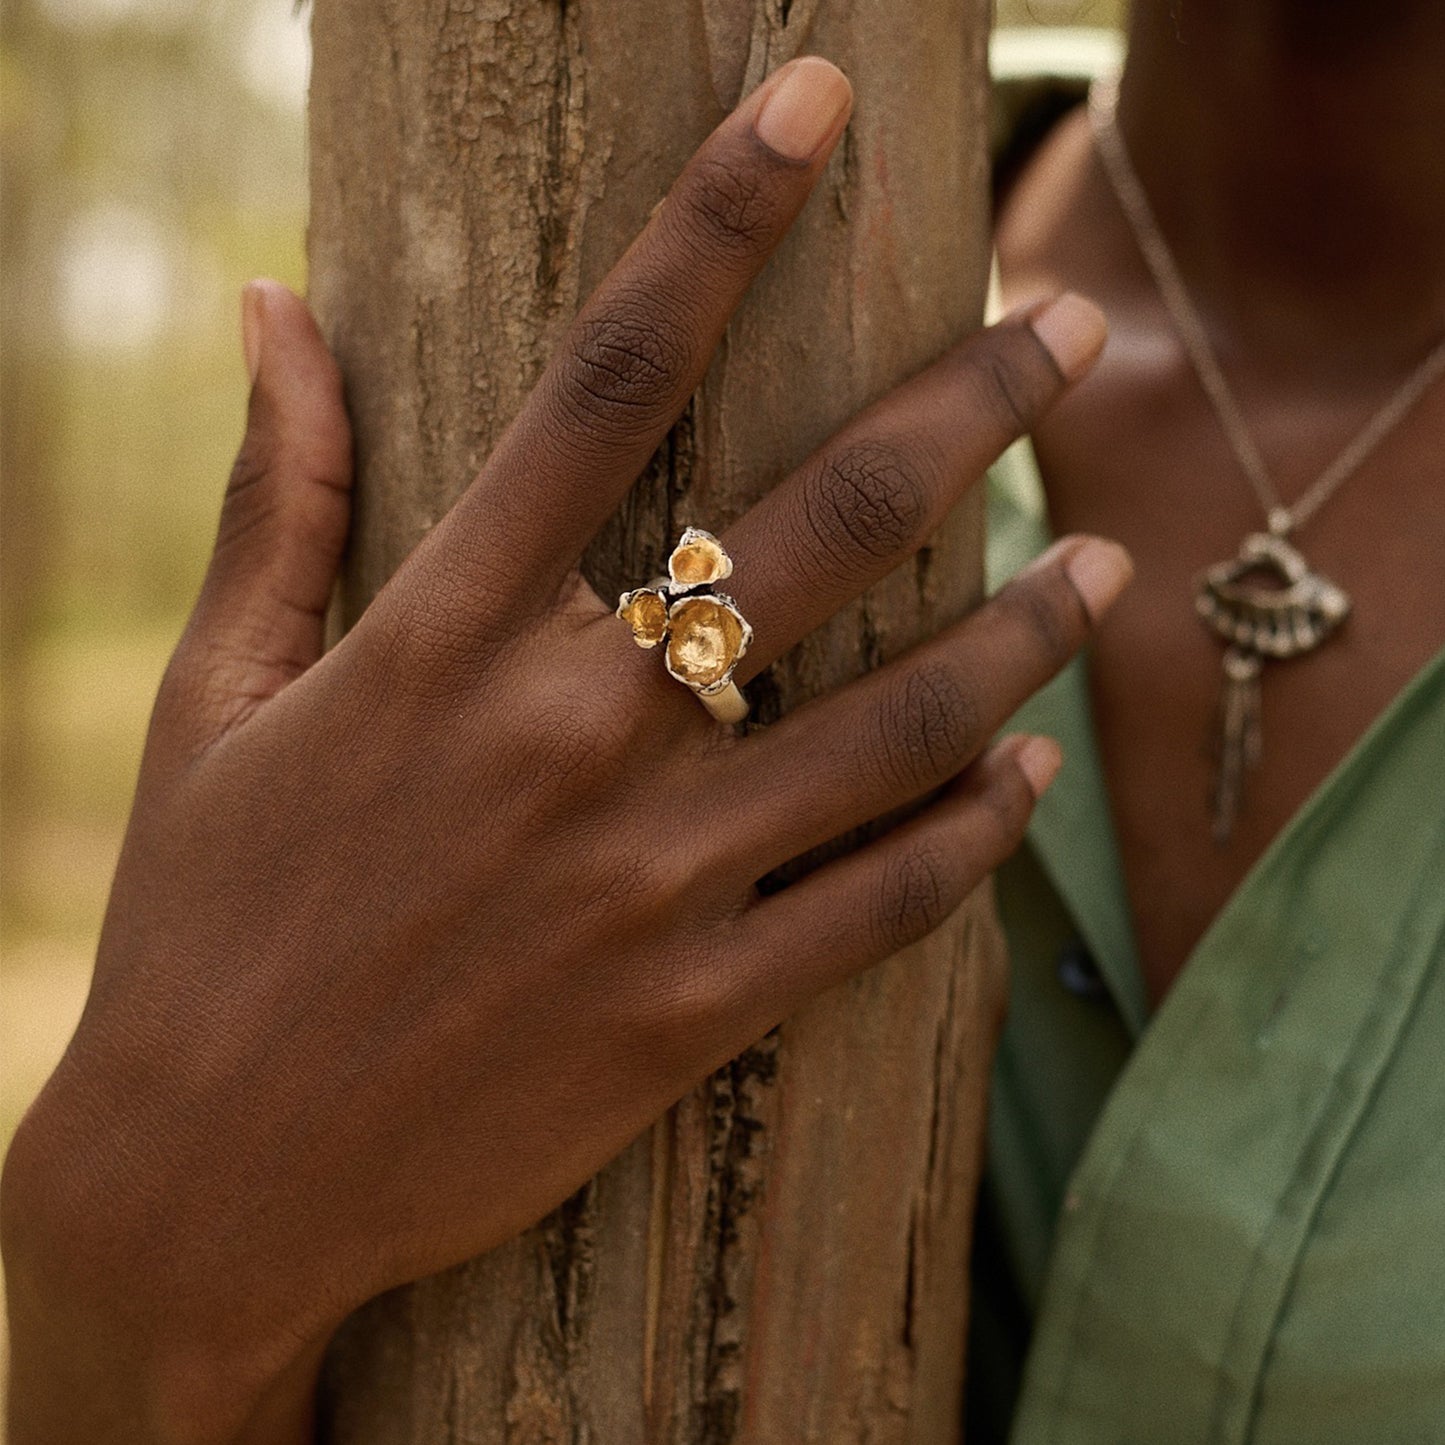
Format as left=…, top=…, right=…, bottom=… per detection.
left=718, top=533, right=1132, bottom=877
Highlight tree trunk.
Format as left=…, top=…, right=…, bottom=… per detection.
left=308, top=3, right=1003, bottom=1440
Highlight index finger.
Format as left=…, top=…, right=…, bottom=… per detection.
left=429, top=57, right=855, bottom=613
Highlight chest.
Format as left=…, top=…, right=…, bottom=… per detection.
left=1009, top=822, right=1445, bottom=1445
left=1029, top=369, right=1445, bottom=1002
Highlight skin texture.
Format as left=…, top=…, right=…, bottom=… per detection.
left=1, top=60, right=1127, bottom=1445
left=997, top=0, right=1445, bottom=1000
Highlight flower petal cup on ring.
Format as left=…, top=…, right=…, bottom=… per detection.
left=667, top=527, right=734, bottom=588
left=617, top=588, right=670, bottom=648
left=615, top=529, right=752, bottom=723
left=664, top=594, right=752, bottom=693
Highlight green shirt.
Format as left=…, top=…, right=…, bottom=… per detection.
left=972, top=430, right=1445, bottom=1443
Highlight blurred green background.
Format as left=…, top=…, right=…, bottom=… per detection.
left=2, top=0, right=310, bottom=1150
left=0, top=0, right=1121, bottom=1403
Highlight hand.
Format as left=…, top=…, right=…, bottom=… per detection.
left=1, top=57, right=1127, bottom=1445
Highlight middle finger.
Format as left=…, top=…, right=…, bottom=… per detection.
left=720, top=293, right=1107, bottom=684
left=428, top=56, right=855, bottom=613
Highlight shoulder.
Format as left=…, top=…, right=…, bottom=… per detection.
left=989, top=26, right=1133, bottom=316
left=990, top=25, right=1120, bottom=193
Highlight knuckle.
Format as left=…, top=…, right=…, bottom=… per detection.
left=560, top=300, right=692, bottom=436
left=351, top=589, right=487, bottom=708
left=874, top=662, right=980, bottom=790
left=532, top=687, right=631, bottom=789
left=801, top=440, right=932, bottom=573
left=873, top=841, right=956, bottom=953
left=587, top=841, right=717, bottom=1020
left=639, top=948, right=737, bottom=1061
left=586, top=840, right=668, bottom=924
left=675, top=151, right=780, bottom=262
left=995, top=569, right=1087, bottom=672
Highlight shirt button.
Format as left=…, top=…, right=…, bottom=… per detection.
left=1057, top=940, right=1108, bottom=1001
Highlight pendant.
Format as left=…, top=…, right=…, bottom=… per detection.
left=1194, top=531, right=1351, bottom=843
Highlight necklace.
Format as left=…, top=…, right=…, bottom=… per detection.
left=1088, top=76, right=1445, bottom=844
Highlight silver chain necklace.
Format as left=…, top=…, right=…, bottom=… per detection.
left=1088, top=76, right=1445, bottom=843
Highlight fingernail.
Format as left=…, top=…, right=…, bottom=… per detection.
left=1029, top=292, right=1108, bottom=382
left=754, top=57, right=853, bottom=162
left=241, top=280, right=265, bottom=384
left=1064, top=537, right=1134, bottom=622
left=1009, top=735, right=1064, bottom=799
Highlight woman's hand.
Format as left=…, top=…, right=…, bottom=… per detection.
left=1, top=57, right=1126, bottom=1445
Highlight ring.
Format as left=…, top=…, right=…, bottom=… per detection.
left=616, top=528, right=753, bottom=724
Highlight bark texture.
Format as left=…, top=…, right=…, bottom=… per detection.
left=308, top=2, right=1002, bottom=1439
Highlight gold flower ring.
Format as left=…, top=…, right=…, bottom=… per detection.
left=616, top=528, right=753, bottom=724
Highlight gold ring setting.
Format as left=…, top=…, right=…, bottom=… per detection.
left=616, top=528, right=753, bottom=724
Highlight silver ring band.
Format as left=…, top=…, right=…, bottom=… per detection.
left=698, top=681, right=748, bottom=725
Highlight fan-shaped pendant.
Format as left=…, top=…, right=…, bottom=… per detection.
left=1194, top=533, right=1351, bottom=843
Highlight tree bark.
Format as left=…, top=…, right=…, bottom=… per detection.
left=308, top=2, right=1003, bottom=1440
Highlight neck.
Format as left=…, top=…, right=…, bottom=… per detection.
left=1117, top=0, right=1445, bottom=367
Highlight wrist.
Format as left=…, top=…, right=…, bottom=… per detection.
left=2, top=1081, right=327, bottom=1445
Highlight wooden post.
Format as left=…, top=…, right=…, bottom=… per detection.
left=308, top=2, right=1003, bottom=1438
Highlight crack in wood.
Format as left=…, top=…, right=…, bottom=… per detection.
left=544, top=1180, right=597, bottom=1351
left=584, top=396, right=696, bottom=601
left=663, top=399, right=698, bottom=551
left=902, top=1204, right=920, bottom=1351
left=914, top=542, right=935, bottom=603
left=535, top=0, right=580, bottom=294
left=692, top=1036, right=779, bottom=1443
left=498, top=1178, right=598, bottom=1443
left=859, top=595, right=885, bottom=673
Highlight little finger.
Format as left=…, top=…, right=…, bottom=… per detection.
left=731, top=736, right=1061, bottom=1012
